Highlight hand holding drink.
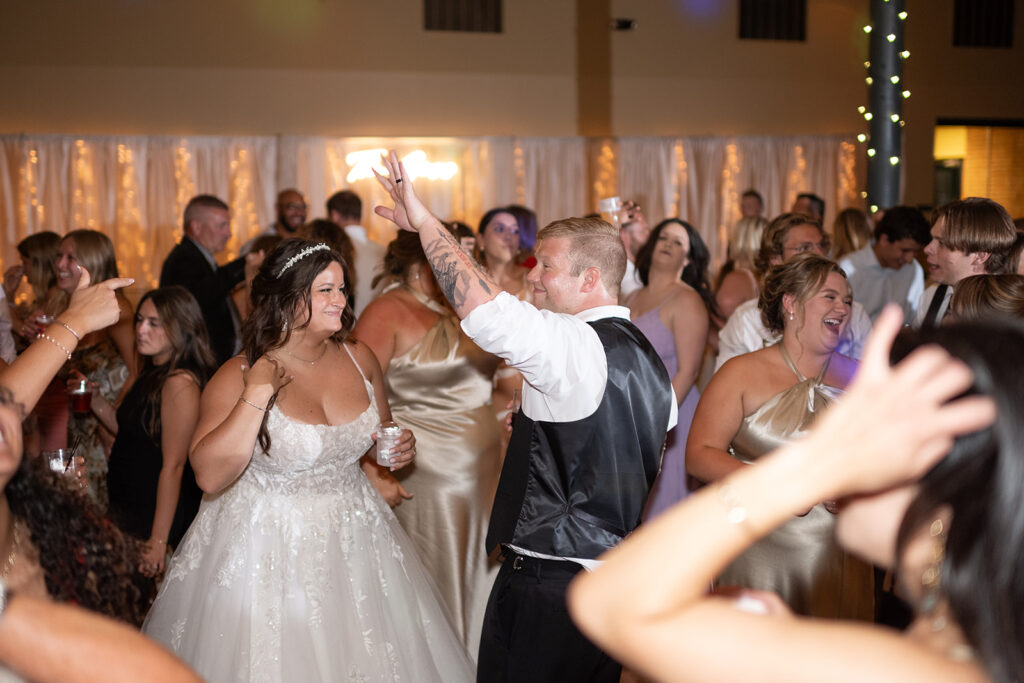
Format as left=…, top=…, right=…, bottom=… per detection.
left=66, top=372, right=95, bottom=416
left=69, top=378, right=93, bottom=415
left=373, top=421, right=416, bottom=470
left=376, top=420, right=403, bottom=466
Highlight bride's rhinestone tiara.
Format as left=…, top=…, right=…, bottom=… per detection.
left=277, top=243, right=330, bottom=278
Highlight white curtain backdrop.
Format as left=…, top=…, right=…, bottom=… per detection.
left=0, top=133, right=858, bottom=291
left=614, top=135, right=859, bottom=269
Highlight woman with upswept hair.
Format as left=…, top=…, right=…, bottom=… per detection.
left=143, top=239, right=473, bottom=682
left=353, top=229, right=503, bottom=655
left=686, top=254, right=873, bottom=619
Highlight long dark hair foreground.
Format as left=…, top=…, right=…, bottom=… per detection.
left=635, top=218, right=718, bottom=318
left=133, top=286, right=217, bottom=439
left=4, top=443, right=146, bottom=625
left=242, top=239, right=352, bottom=453
left=890, top=321, right=1024, bottom=683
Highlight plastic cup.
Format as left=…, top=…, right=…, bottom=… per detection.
left=69, top=378, right=92, bottom=415
left=597, top=196, right=623, bottom=228
left=44, top=449, right=71, bottom=474
left=376, top=420, right=403, bottom=466
left=35, top=314, right=54, bottom=336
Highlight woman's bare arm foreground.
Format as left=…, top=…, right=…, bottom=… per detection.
left=0, top=594, right=201, bottom=683
left=569, top=307, right=996, bottom=683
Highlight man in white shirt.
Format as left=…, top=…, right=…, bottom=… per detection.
left=912, top=197, right=1017, bottom=328
left=716, top=213, right=872, bottom=370
left=839, top=206, right=930, bottom=322
left=617, top=201, right=649, bottom=300
left=372, top=152, right=675, bottom=683
left=327, top=189, right=385, bottom=317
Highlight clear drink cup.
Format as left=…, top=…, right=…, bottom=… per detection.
left=376, top=420, right=402, bottom=466
left=597, top=196, right=623, bottom=228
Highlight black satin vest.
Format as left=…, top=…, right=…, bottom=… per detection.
left=485, top=317, right=673, bottom=559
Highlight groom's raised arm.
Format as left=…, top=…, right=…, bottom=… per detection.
left=373, top=151, right=499, bottom=318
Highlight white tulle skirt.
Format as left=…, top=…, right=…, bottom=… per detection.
left=142, top=455, right=474, bottom=683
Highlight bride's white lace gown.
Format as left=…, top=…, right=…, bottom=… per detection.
left=143, top=363, right=474, bottom=683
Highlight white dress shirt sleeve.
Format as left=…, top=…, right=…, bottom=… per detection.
left=714, top=300, right=765, bottom=371
left=839, top=302, right=873, bottom=359
left=461, top=292, right=609, bottom=422
left=905, top=263, right=925, bottom=321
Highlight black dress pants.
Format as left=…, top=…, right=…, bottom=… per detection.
left=476, top=552, right=621, bottom=683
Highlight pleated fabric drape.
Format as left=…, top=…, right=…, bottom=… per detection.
left=0, top=133, right=857, bottom=291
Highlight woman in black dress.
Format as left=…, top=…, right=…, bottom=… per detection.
left=89, top=286, right=215, bottom=576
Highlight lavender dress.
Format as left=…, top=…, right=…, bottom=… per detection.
left=632, top=301, right=701, bottom=519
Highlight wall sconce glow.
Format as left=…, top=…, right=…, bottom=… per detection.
left=864, top=112, right=873, bottom=121
left=890, top=75, right=900, bottom=84
left=886, top=33, right=896, bottom=42
left=857, top=133, right=867, bottom=142
left=889, top=156, right=900, bottom=165
left=890, top=113, right=900, bottom=122
left=902, top=89, right=911, bottom=98
left=863, top=25, right=873, bottom=33
left=898, top=11, right=908, bottom=19
left=345, top=149, right=459, bottom=183
left=867, top=148, right=877, bottom=157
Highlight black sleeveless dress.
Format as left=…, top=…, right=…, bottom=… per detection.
left=106, top=371, right=203, bottom=548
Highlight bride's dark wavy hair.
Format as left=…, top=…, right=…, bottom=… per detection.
left=242, top=238, right=353, bottom=453
left=890, top=320, right=1024, bottom=683
left=1, top=390, right=145, bottom=625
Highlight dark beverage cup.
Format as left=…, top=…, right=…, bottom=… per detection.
left=70, top=389, right=92, bottom=415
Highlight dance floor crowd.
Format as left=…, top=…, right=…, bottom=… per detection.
left=0, top=154, right=1021, bottom=682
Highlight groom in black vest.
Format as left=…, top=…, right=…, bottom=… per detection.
left=372, top=152, right=675, bottom=683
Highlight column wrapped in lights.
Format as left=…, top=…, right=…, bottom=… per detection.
left=861, top=0, right=908, bottom=213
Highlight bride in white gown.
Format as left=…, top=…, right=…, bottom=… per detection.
left=143, top=239, right=474, bottom=682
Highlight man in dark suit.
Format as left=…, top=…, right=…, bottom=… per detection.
left=160, top=195, right=245, bottom=365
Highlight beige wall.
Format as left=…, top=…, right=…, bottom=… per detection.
left=1, top=0, right=1021, bottom=207
left=608, top=0, right=1024, bottom=207
left=609, top=0, right=868, bottom=136
left=0, top=0, right=578, bottom=136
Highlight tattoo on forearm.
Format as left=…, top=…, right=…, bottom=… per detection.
left=423, top=227, right=494, bottom=309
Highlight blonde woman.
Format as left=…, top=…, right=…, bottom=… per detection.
left=715, top=216, right=768, bottom=324
left=832, top=207, right=873, bottom=261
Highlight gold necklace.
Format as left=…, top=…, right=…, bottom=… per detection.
left=285, top=342, right=328, bottom=365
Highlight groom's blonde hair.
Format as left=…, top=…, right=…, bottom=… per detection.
left=537, top=217, right=626, bottom=295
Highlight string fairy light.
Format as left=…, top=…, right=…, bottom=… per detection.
left=859, top=1, right=908, bottom=210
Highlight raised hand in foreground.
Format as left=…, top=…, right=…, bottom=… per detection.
left=568, top=305, right=997, bottom=683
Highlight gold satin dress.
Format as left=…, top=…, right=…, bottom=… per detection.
left=385, top=287, right=504, bottom=657
left=716, top=345, right=874, bottom=620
